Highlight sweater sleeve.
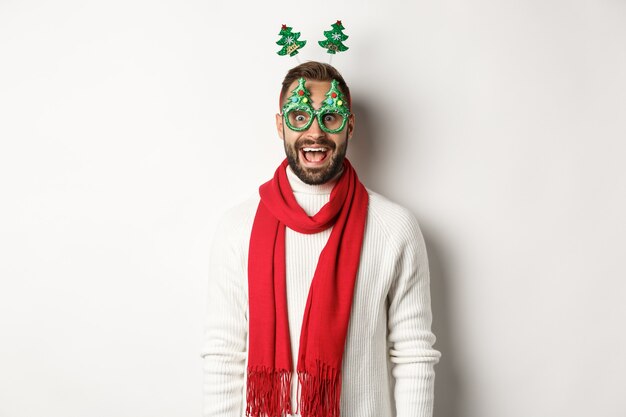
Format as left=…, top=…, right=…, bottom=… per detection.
left=201, top=210, right=250, bottom=417
left=386, top=211, right=441, bottom=417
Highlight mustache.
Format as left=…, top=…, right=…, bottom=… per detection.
left=295, top=138, right=336, bottom=149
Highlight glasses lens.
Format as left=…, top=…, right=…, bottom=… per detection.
left=320, top=112, right=345, bottom=131
left=286, top=110, right=311, bottom=129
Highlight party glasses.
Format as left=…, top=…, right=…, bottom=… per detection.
left=281, top=78, right=351, bottom=134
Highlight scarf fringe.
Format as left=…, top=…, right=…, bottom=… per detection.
left=296, top=360, right=342, bottom=417
left=246, top=366, right=293, bottom=417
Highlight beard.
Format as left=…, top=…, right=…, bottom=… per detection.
left=284, top=136, right=348, bottom=185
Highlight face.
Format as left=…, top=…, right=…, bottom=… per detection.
left=276, top=79, right=355, bottom=185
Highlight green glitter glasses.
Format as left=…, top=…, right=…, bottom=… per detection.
left=281, top=78, right=351, bottom=134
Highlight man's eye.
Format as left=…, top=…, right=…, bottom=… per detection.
left=324, top=114, right=337, bottom=122
left=295, top=115, right=306, bottom=122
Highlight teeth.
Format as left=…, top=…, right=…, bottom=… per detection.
left=302, top=147, right=327, bottom=152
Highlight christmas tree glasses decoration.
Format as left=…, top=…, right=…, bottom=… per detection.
left=282, top=78, right=351, bottom=134
left=276, top=24, right=306, bottom=57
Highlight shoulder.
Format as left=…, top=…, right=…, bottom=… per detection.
left=216, top=194, right=260, bottom=228
left=366, top=189, right=421, bottom=232
left=365, top=189, right=426, bottom=252
left=211, top=194, right=260, bottom=247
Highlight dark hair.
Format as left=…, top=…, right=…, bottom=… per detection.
left=279, top=61, right=351, bottom=109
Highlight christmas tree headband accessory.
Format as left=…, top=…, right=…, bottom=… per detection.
left=318, top=20, right=349, bottom=54
left=276, top=24, right=306, bottom=63
left=281, top=77, right=350, bottom=134
left=276, top=21, right=349, bottom=64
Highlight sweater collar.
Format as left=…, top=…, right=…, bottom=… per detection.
left=286, top=165, right=343, bottom=195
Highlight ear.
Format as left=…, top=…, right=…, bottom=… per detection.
left=275, top=113, right=284, bottom=140
left=347, top=113, right=356, bottom=140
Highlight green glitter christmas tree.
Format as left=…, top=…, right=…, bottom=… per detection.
left=322, top=79, right=350, bottom=115
left=276, top=24, right=306, bottom=57
left=318, top=20, right=349, bottom=54
left=283, top=78, right=312, bottom=112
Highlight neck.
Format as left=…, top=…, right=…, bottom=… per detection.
left=286, top=166, right=343, bottom=195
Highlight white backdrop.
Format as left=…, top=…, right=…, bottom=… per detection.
left=1, top=1, right=625, bottom=416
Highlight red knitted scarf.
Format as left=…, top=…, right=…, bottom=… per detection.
left=246, top=158, right=368, bottom=417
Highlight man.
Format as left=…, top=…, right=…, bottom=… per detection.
left=202, top=61, right=441, bottom=417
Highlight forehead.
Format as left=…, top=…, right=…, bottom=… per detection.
left=285, top=79, right=332, bottom=107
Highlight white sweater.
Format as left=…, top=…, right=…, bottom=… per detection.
left=202, top=167, right=441, bottom=417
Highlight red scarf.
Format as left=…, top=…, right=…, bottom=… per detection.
left=246, top=158, right=368, bottom=417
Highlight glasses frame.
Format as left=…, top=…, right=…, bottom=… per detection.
left=282, top=107, right=350, bottom=134
left=281, top=78, right=351, bottom=134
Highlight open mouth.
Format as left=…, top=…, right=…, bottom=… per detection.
left=300, top=147, right=330, bottom=164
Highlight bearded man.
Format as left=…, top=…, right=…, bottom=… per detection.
left=202, top=61, right=441, bottom=417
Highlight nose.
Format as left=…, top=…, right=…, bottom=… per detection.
left=305, top=116, right=326, bottom=138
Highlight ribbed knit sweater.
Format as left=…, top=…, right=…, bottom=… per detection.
left=202, top=167, right=441, bottom=417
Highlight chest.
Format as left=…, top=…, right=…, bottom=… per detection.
left=283, top=225, right=395, bottom=340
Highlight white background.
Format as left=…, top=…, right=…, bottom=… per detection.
left=1, top=1, right=625, bottom=416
